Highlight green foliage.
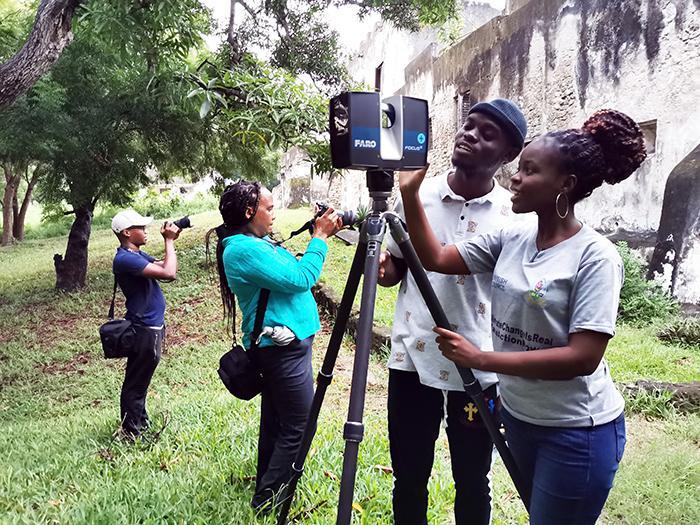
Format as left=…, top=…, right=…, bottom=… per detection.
left=356, top=0, right=458, bottom=32
left=616, top=242, right=678, bottom=325
left=78, top=0, right=211, bottom=68
left=188, top=56, right=330, bottom=180
left=604, top=323, right=698, bottom=384
left=0, top=1, right=28, bottom=60
left=22, top=0, right=229, bottom=231
left=355, top=202, right=370, bottom=223
left=131, top=189, right=217, bottom=220
left=605, top=413, right=700, bottom=525
left=268, top=4, right=348, bottom=87
left=658, top=317, right=700, bottom=348
left=222, top=1, right=455, bottom=88
left=622, top=387, right=677, bottom=419
left=23, top=192, right=218, bottom=240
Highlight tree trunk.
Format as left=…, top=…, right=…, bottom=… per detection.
left=54, top=204, right=93, bottom=291
left=12, top=189, right=19, bottom=237
left=2, top=163, right=20, bottom=246
left=0, top=0, right=84, bottom=108
left=13, top=168, right=41, bottom=242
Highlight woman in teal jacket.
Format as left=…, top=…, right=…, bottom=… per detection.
left=211, top=180, right=341, bottom=512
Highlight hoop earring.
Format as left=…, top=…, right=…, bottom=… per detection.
left=555, top=192, right=569, bottom=220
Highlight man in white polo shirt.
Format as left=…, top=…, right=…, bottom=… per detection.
left=378, top=99, right=528, bottom=525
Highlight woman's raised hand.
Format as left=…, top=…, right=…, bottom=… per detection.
left=313, top=207, right=343, bottom=240
left=399, top=163, right=429, bottom=195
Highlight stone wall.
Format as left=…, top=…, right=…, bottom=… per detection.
left=275, top=0, right=700, bottom=304
left=421, top=0, right=700, bottom=240
left=319, top=0, right=700, bottom=305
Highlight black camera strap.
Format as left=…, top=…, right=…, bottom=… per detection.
left=107, top=275, right=152, bottom=321
left=249, top=288, right=270, bottom=351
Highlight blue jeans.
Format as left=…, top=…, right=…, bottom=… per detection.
left=502, top=409, right=626, bottom=525
left=250, top=336, right=315, bottom=509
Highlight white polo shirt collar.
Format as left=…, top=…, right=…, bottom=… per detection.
left=438, top=169, right=500, bottom=205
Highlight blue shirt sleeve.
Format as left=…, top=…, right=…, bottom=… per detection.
left=114, top=250, right=151, bottom=275
left=234, top=237, right=328, bottom=293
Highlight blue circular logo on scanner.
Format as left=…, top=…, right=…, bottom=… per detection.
left=417, top=132, right=426, bottom=145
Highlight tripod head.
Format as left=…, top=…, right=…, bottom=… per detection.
left=365, top=169, right=394, bottom=214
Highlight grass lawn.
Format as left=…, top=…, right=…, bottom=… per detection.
left=0, top=208, right=698, bottom=524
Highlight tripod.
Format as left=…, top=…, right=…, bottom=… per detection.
left=277, top=170, right=531, bottom=524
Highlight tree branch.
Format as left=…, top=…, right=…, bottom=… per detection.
left=0, top=0, right=84, bottom=108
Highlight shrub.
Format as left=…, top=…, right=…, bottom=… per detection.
left=23, top=191, right=217, bottom=240
left=658, top=317, right=700, bottom=348
left=622, top=387, right=677, bottom=419
left=132, top=188, right=184, bottom=218
left=616, top=242, right=678, bottom=325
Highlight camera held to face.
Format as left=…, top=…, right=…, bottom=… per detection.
left=314, top=202, right=358, bottom=228
left=172, top=215, right=192, bottom=230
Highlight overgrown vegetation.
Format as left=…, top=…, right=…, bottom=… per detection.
left=616, top=241, right=678, bottom=325
left=23, top=192, right=218, bottom=241
left=658, top=316, right=700, bottom=348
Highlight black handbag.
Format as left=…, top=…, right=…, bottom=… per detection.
left=218, top=288, right=270, bottom=400
left=99, top=277, right=149, bottom=359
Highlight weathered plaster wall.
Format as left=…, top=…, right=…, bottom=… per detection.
left=425, top=0, right=700, bottom=240
left=277, top=0, right=700, bottom=304
left=363, top=0, right=700, bottom=302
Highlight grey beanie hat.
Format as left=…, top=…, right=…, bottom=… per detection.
left=469, top=98, right=528, bottom=150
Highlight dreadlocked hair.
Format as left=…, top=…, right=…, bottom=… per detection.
left=205, top=180, right=262, bottom=339
left=544, top=109, right=647, bottom=203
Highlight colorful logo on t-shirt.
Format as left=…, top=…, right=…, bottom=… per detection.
left=525, top=279, right=548, bottom=307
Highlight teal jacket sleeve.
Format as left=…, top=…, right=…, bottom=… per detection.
left=236, top=237, right=328, bottom=293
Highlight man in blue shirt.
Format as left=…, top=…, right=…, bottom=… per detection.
left=111, top=209, right=180, bottom=439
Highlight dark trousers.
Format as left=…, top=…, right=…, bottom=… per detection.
left=120, top=326, right=163, bottom=435
left=388, top=369, right=497, bottom=525
left=251, top=336, right=315, bottom=509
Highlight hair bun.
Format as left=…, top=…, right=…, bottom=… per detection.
left=582, top=109, right=647, bottom=185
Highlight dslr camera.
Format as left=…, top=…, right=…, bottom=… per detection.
left=172, top=215, right=192, bottom=230
left=315, top=202, right=358, bottom=228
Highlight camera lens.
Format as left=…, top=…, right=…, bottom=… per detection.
left=340, top=210, right=358, bottom=227
left=173, top=216, right=191, bottom=229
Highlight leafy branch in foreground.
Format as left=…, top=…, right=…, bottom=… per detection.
left=188, top=57, right=335, bottom=178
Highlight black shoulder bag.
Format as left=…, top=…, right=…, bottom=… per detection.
left=99, top=277, right=149, bottom=359
left=217, top=288, right=270, bottom=400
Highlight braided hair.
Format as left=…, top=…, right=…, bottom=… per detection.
left=205, top=180, right=261, bottom=337
left=543, top=109, right=647, bottom=203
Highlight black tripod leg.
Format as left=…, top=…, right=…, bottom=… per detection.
left=336, top=214, right=384, bottom=525
left=385, top=213, right=532, bottom=510
left=275, top=236, right=368, bottom=525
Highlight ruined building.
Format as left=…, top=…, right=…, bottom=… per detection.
left=276, top=0, right=700, bottom=308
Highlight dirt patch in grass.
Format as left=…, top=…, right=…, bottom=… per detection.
left=38, top=351, right=92, bottom=375
left=165, top=321, right=212, bottom=348
left=174, top=296, right=207, bottom=309
left=8, top=300, right=96, bottom=350
left=166, top=295, right=218, bottom=348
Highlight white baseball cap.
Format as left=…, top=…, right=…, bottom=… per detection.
left=111, top=209, right=153, bottom=233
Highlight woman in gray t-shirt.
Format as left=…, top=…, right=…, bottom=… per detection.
left=399, top=109, right=647, bottom=524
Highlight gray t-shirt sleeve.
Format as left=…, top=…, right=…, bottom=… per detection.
left=455, top=229, right=504, bottom=274
left=568, top=256, right=624, bottom=336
